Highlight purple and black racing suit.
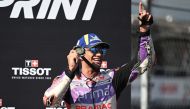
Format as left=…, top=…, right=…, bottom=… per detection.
left=44, top=31, right=155, bottom=109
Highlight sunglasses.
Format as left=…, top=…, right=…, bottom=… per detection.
left=89, top=47, right=107, bottom=55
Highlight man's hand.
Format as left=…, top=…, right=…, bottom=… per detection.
left=43, top=95, right=55, bottom=106
left=67, top=49, right=80, bottom=72
left=138, top=1, right=153, bottom=32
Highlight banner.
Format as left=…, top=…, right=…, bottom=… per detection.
left=0, top=0, right=131, bottom=108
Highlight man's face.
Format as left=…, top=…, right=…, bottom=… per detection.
left=84, top=47, right=107, bottom=68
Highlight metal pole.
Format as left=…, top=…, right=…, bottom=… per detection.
left=140, top=71, right=148, bottom=109
left=141, top=0, right=151, bottom=12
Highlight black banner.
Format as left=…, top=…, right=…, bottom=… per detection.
left=0, top=0, right=131, bottom=108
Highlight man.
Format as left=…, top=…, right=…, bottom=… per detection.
left=43, top=2, right=155, bottom=109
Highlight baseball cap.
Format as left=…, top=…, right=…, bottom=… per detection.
left=76, top=33, right=110, bottom=49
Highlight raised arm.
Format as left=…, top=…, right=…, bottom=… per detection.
left=43, top=49, right=80, bottom=107
left=128, top=2, right=155, bottom=83
left=112, top=2, right=155, bottom=98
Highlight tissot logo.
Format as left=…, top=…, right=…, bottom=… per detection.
left=25, top=60, right=38, bottom=67
left=0, top=0, right=97, bottom=20
left=11, top=59, right=52, bottom=80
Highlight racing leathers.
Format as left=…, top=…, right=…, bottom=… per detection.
left=43, top=31, right=155, bottom=109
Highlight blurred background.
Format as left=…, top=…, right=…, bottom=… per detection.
left=131, top=0, right=190, bottom=109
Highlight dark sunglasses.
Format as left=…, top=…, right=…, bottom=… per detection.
left=89, top=47, right=107, bottom=55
